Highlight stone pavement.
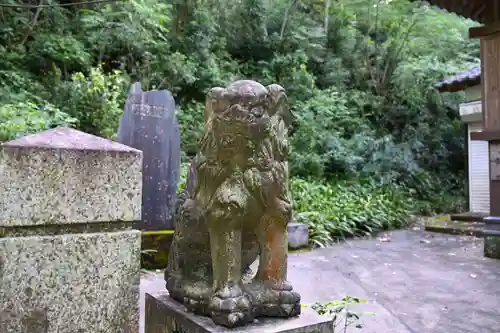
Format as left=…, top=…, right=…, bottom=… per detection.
left=140, top=230, right=500, bottom=333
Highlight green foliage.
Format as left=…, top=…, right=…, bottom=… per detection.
left=51, top=66, right=129, bottom=139
left=0, top=0, right=476, bottom=244
left=292, top=178, right=412, bottom=246
left=177, top=103, right=205, bottom=157
left=306, top=296, right=374, bottom=332
left=0, top=102, right=77, bottom=142
left=177, top=162, right=189, bottom=193
left=27, top=34, right=91, bottom=75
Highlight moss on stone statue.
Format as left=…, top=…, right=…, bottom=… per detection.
left=141, top=230, right=174, bottom=270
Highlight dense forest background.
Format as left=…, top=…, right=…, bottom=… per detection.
left=0, top=0, right=480, bottom=245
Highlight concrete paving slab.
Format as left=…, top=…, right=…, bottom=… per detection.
left=140, top=230, right=500, bottom=333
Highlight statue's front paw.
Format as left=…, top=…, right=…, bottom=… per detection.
left=272, top=280, right=301, bottom=317
left=183, top=281, right=212, bottom=316
left=245, top=281, right=301, bottom=318
left=272, top=290, right=301, bottom=317
left=209, top=285, right=253, bottom=327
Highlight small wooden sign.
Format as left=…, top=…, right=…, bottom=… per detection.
left=490, top=143, right=500, bottom=180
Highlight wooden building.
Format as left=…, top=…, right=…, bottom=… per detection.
left=424, top=0, right=500, bottom=212
left=424, top=0, right=500, bottom=258
left=437, top=67, right=489, bottom=214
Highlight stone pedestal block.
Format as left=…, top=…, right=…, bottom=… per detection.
left=483, top=216, right=500, bottom=259
left=288, top=222, right=309, bottom=250
left=0, top=128, right=143, bottom=333
left=0, top=232, right=141, bottom=333
left=145, top=292, right=333, bottom=333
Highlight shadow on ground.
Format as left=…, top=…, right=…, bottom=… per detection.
left=140, top=230, right=500, bottom=333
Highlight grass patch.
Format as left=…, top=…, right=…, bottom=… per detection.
left=292, top=178, right=413, bottom=247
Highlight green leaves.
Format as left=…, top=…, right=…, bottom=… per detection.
left=27, top=34, right=90, bottom=76
left=51, top=66, right=129, bottom=139
left=292, top=177, right=413, bottom=247
left=309, top=296, right=374, bottom=331
left=177, top=103, right=205, bottom=156
left=0, top=102, right=77, bottom=142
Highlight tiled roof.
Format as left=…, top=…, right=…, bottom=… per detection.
left=436, top=67, right=481, bottom=92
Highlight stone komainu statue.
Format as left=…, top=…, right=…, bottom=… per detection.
left=165, top=80, right=300, bottom=327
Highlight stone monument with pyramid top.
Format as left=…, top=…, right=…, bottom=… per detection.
left=0, top=127, right=142, bottom=333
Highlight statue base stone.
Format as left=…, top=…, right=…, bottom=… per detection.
left=288, top=222, right=309, bottom=250
left=145, top=292, right=333, bottom=333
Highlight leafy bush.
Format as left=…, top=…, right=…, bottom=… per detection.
left=0, top=102, right=77, bottom=142
left=405, top=170, right=467, bottom=215
left=290, top=89, right=376, bottom=179
left=308, top=296, right=374, bottom=332
left=51, top=66, right=129, bottom=139
left=26, top=34, right=91, bottom=76
left=292, top=178, right=413, bottom=247
left=290, top=89, right=421, bottom=184
left=177, top=103, right=205, bottom=157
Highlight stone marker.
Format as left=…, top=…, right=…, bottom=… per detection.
left=145, top=292, right=333, bottom=333
left=483, top=216, right=500, bottom=259
left=117, top=82, right=181, bottom=230
left=0, top=127, right=142, bottom=333
left=150, top=80, right=330, bottom=332
left=288, top=222, right=309, bottom=250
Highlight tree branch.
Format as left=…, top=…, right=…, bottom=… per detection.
left=21, top=0, right=45, bottom=46
left=280, top=0, right=298, bottom=40
left=0, top=0, right=123, bottom=8
left=324, top=0, right=330, bottom=34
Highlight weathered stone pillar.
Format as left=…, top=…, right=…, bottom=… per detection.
left=0, top=128, right=142, bottom=333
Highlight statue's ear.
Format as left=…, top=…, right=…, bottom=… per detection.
left=266, top=84, right=294, bottom=129
left=204, top=87, right=227, bottom=123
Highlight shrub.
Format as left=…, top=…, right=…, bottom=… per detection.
left=308, top=296, right=374, bottom=332
left=52, top=66, right=129, bottom=139
left=0, top=102, right=77, bottom=142
left=292, top=177, right=413, bottom=247
left=177, top=103, right=205, bottom=157
left=290, top=89, right=375, bottom=179
left=405, top=170, right=467, bottom=215
left=289, top=89, right=422, bottom=184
